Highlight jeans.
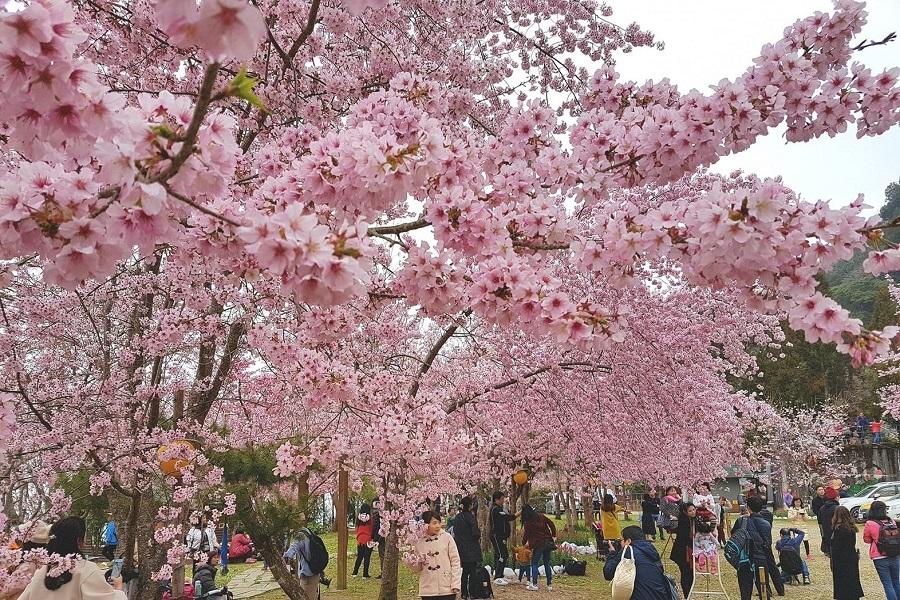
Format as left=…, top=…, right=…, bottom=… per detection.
left=875, top=432, right=884, bottom=443
left=490, top=535, right=509, bottom=579
left=530, top=544, right=553, bottom=586
left=875, top=558, right=900, bottom=600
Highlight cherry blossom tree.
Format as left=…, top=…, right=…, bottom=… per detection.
left=2, top=0, right=900, bottom=599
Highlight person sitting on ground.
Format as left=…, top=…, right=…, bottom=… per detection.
left=604, top=525, right=672, bottom=600
left=227, top=528, right=254, bottom=562
left=193, top=551, right=229, bottom=599
left=775, top=528, right=811, bottom=585
left=16, top=516, right=126, bottom=600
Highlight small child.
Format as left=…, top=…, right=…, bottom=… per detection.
left=513, top=545, right=532, bottom=582
left=693, top=506, right=719, bottom=574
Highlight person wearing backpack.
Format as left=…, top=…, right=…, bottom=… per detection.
left=730, top=495, right=778, bottom=600
left=453, top=496, right=481, bottom=600
left=864, top=500, right=900, bottom=600
left=283, top=528, right=328, bottom=599
left=100, top=515, right=118, bottom=561
left=831, top=506, right=864, bottom=600
left=603, top=525, right=671, bottom=599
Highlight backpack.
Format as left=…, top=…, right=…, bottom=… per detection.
left=778, top=547, right=803, bottom=576
left=199, top=530, right=211, bottom=553
left=877, top=520, right=900, bottom=558
left=162, top=583, right=195, bottom=600
left=100, top=524, right=109, bottom=545
left=468, top=566, right=493, bottom=598
left=298, top=528, right=330, bottom=575
left=563, top=558, right=587, bottom=576
left=724, top=517, right=763, bottom=569
left=659, top=501, right=680, bottom=533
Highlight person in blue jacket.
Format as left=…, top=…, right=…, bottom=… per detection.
left=604, top=525, right=672, bottom=600
left=101, top=515, right=118, bottom=561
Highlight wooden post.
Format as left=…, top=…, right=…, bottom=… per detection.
left=337, top=468, right=349, bottom=590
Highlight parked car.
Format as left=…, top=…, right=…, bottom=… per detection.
left=839, top=482, right=900, bottom=520
left=857, top=492, right=900, bottom=521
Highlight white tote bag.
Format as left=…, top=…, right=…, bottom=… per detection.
left=611, top=545, right=636, bottom=600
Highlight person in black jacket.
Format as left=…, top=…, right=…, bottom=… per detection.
left=830, top=506, right=864, bottom=600
left=818, top=487, right=840, bottom=556
left=641, top=491, right=661, bottom=541
left=489, top=491, right=519, bottom=585
left=371, top=499, right=385, bottom=578
left=454, top=496, right=481, bottom=599
left=193, top=551, right=224, bottom=598
left=604, top=525, right=671, bottom=600
left=670, top=502, right=696, bottom=597
left=731, top=495, right=783, bottom=600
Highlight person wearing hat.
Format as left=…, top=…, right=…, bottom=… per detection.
left=1, top=521, right=50, bottom=600
left=818, top=487, right=840, bottom=556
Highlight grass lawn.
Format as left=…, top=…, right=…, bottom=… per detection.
left=211, top=517, right=881, bottom=599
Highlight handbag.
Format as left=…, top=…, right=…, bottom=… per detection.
left=611, top=545, right=636, bottom=600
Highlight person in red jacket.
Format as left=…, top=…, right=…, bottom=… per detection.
left=521, top=504, right=557, bottom=592
left=228, top=528, right=254, bottom=562
left=352, top=504, right=375, bottom=578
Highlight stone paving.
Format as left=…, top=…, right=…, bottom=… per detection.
left=223, top=566, right=281, bottom=599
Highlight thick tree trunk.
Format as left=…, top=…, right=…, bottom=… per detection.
left=377, top=522, right=400, bottom=600
left=478, top=490, right=491, bottom=554
left=565, top=490, right=576, bottom=532
left=122, top=491, right=142, bottom=571
left=133, top=494, right=167, bottom=600
left=583, top=490, right=594, bottom=528
left=255, top=532, right=310, bottom=600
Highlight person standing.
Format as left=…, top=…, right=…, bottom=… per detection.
left=489, top=491, right=518, bottom=586
left=642, top=491, right=661, bottom=541
left=671, top=502, right=696, bottom=598
left=283, top=529, right=322, bottom=598
left=520, top=505, right=556, bottom=592
left=831, top=506, right=864, bottom=600
left=716, top=497, right=730, bottom=545
left=372, top=499, right=386, bottom=578
left=819, top=487, right=840, bottom=556
left=407, top=511, right=462, bottom=600
left=352, top=505, right=374, bottom=578
left=873, top=419, right=884, bottom=444
left=783, top=490, right=794, bottom=510
left=601, top=493, right=623, bottom=541
left=857, top=412, right=871, bottom=443
left=731, top=496, right=778, bottom=600
left=864, top=500, right=900, bottom=600
left=204, top=516, right=221, bottom=554
left=16, top=516, right=126, bottom=600
left=100, top=515, right=118, bottom=561
left=453, top=497, right=481, bottom=599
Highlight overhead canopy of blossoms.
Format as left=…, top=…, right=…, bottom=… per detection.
left=1, top=0, right=899, bottom=598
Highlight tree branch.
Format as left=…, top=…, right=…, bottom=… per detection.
left=409, top=309, right=473, bottom=398
left=368, top=218, right=431, bottom=236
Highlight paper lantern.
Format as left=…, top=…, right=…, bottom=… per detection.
left=513, top=470, right=529, bottom=486
left=157, top=440, right=195, bottom=478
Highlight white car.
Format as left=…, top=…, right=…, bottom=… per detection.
left=839, top=482, right=900, bottom=520
left=857, top=492, right=900, bottom=521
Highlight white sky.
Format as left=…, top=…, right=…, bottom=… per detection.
left=610, top=0, right=900, bottom=215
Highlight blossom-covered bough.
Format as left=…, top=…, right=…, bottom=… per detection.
left=0, top=0, right=899, bottom=598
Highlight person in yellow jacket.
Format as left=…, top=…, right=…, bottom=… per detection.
left=600, top=494, right=624, bottom=541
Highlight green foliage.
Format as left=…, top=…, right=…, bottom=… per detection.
left=56, top=470, right=109, bottom=533
left=212, top=445, right=279, bottom=486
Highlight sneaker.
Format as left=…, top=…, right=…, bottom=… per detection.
left=803, top=576, right=811, bottom=585
left=494, top=578, right=509, bottom=586
left=352, top=574, right=358, bottom=578
left=547, top=585, right=553, bottom=591
left=526, top=583, right=539, bottom=591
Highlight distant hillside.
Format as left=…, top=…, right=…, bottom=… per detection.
left=825, top=178, right=900, bottom=324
